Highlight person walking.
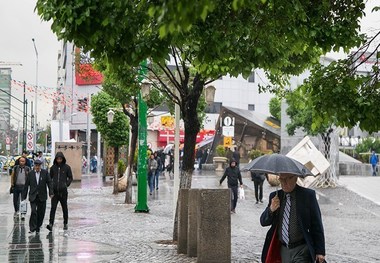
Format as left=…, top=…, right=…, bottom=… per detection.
left=219, top=160, right=243, bottom=213
left=260, top=173, right=325, bottom=263
left=36, top=151, right=46, bottom=169
left=10, top=157, right=31, bottom=220
left=148, top=153, right=158, bottom=195
left=196, top=148, right=203, bottom=170
left=153, top=151, right=162, bottom=190
left=232, top=147, right=240, bottom=166
left=22, top=159, right=53, bottom=234
left=46, top=152, right=73, bottom=231
left=370, top=150, right=378, bottom=176
left=251, top=171, right=266, bottom=204
left=15, top=150, right=32, bottom=168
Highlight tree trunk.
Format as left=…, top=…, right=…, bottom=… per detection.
left=173, top=75, right=204, bottom=241
left=113, top=146, right=119, bottom=194
left=125, top=115, right=138, bottom=203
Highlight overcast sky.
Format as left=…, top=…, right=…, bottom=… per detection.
left=0, top=0, right=379, bottom=128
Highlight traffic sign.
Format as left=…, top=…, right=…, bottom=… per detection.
left=222, top=126, right=234, bottom=137
left=223, top=136, right=233, bottom=148
left=26, top=131, right=34, bottom=151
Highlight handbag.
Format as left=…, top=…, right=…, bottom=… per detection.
left=9, top=186, right=14, bottom=194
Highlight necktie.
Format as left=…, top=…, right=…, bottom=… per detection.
left=282, top=193, right=291, bottom=245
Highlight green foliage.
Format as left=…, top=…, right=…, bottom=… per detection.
left=117, top=159, right=126, bottom=176
left=91, top=91, right=129, bottom=147
left=248, top=149, right=265, bottom=160
left=36, top=0, right=366, bottom=176
left=269, top=97, right=281, bottom=121
left=355, top=138, right=380, bottom=163
left=215, top=145, right=226, bottom=157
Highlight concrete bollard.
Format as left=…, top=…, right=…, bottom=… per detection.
left=197, top=189, right=231, bottom=263
left=177, top=189, right=189, bottom=254
left=187, top=189, right=200, bottom=257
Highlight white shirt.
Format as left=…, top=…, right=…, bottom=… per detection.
left=35, top=171, right=40, bottom=185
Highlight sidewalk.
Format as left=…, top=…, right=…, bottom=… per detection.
left=1, top=171, right=379, bottom=262
left=338, top=175, right=380, bottom=206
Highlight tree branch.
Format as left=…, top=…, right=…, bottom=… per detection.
left=147, top=67, right=181, bottom=104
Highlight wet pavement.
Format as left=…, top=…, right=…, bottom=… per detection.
left=0, top=170, right=380, bottom=262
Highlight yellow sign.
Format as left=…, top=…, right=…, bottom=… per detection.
left=161, top=116, right=175, bottom=129
left=223, top=137, right=233, bottom=148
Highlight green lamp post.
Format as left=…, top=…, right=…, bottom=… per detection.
left=135, top=60, right=150, bottom=212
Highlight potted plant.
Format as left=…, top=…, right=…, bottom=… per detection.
left=213, top=145, right=228, bottom=171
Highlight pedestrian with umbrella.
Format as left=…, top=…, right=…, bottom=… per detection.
left=219, top=159, right=243, bottom=214
left=244, top=154, right=326, bottom=263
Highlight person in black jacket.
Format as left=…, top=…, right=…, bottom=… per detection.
left=251, top=171, right=266, bottom=204
left=22, top=159, right=53, bottom=234
left=46, top=152, right=73, bottom=231
left=219, top=159, right=243, bottom=213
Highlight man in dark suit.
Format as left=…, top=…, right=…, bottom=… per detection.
left=260, top=173, right=325, bottom=263
left=22, top=159, right=53, bottom=234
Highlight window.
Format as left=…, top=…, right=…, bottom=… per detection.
left=248, top=71, right=255, bottom=83
left=248, top=104, right=255, bottom=111
left=205, top=102, right=222, bottom=114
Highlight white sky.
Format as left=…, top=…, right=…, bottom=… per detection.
left=0, top=0, right=379, bottom=128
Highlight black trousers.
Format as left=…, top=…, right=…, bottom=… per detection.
left=254, top=181, right=264, bottom=202
left=13, top=185, right=24, bottom=212
left=230, top=186, right=238, bottom=210
left=49, top=192, right=68, bottom=225
left=29, top=198, right=46, bottom=232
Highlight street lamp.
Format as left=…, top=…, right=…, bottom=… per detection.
left=135, top=80, right=150, bottom=213
left=107, top=110, right=115, bottom=124
left=32, top=38, right=38, bottom=152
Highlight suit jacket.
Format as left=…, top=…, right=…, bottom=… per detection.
left=260, top=185, right=325, bottom=263
left=22, top=169, right=53, bottom=202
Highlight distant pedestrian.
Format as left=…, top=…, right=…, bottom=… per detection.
left=15, top=151, right=32, bottom=168
left=46, top=152, right=73, bottom=231
left=200, top=148, right=209, bottom=169
left=36, top=151, right=46, bottom=169
left=219, top=160, right=243, bottom=213
left=90, top=156, right=98, bottom=173
left=370, top=150, right=378, bottom=176
left=196, top=148, right=203, bottom=170
left=148, top=153, right=158, bottom=195
left=251, top=171, right=266, bottom=204
left=233, top=147, right=240, bottom=166
left=10, top=157, right=31, bottom=220
left=22, top=159, right=53, bottom=234
left=226, top=147, right=233, bottom=162
left=154, top=152, right=162, bottom=190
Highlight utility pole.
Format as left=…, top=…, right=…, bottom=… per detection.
left=32, top=38, right=39, bottom=153
left=86, top=94, right=91, bottom=174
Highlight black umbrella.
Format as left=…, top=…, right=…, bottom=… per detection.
left=241, top=153, right=313, bottom=177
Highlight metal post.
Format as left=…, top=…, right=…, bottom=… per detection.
left=23, top=81, right=26, bottom=151
left=32, top=39, right=38, bottom=155
left=17, top=120, right=21, bottom=154
left=135, top=91, right=149, bottom=212
left=86, top=94, right=91, bottom=174
left=173, top=93, right=180, bottom=213
left=97, top=131, right=101, bottom=176
left=24, top=99, right=28, bottom=150
left=173, top=71, right=181, bottom=215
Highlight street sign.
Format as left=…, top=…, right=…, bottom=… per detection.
left=222, top=126, right=234, bottom=137
left=26, top=131, right=34, bottom=151
left=6, top=144, right=10, bottom=151
left=223, top=136, right=233, bottom=148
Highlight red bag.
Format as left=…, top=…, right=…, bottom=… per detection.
left=266, top=226, right=282, bottom=263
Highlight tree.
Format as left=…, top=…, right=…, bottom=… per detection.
left=91, top=91, right=129, bottom=194
left=269, top=97, right=281, bottom=121
left=98, top=61, right=166, bottom=203
left=36, top=0, right=366, bottom=237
